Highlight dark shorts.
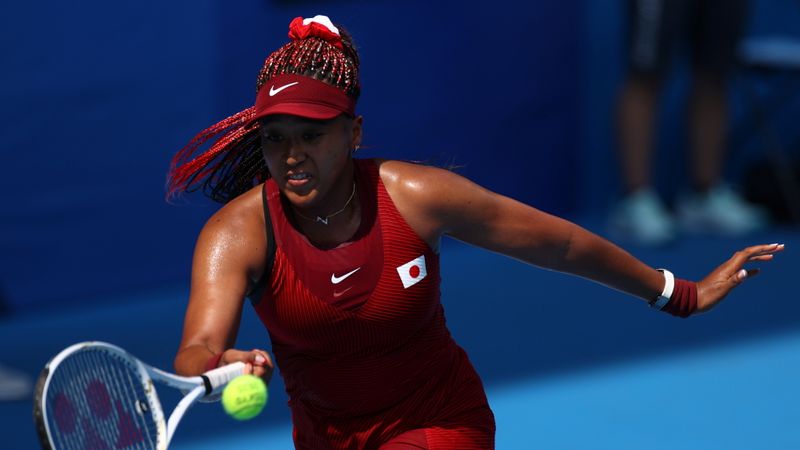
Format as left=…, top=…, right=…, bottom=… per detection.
left=626, top=0, right=748, bottom=76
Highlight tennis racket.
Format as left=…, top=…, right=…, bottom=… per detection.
left=33, top=341, right=247, bottom=450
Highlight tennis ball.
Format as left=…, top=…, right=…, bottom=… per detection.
left=221, top=374, right=268, bottom=420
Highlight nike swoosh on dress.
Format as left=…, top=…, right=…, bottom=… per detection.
left=331, top=267, right=361, bottom=284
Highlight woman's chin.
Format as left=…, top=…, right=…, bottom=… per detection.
left=282, top=178, right=316, bottom=198
left=283, top=188, right=320, bottom=210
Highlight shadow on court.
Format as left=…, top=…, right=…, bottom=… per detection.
left=2, top=224, right=797, bottom=449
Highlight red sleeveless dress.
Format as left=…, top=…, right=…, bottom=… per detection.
left=252, top=159, right=495, bottom=449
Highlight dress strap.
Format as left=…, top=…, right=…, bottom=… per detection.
left=247, top=183, right=276, bottom=306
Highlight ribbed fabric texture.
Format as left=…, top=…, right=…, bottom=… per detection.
left=253, top=159, right=495, bottom=449
left=663, top=279, right=698, bottom=318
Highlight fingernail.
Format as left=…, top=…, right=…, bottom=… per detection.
left=771, top=243, right=779, bottom=247
left=254, top=355, right=266, bottom=365
left=737, top=269, right=748, bottom=281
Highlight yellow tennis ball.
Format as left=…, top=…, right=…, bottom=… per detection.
left=221, top=374, right=268, bottom=420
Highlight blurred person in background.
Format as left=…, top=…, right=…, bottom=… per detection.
left=610, top=0, right=769, bottom=246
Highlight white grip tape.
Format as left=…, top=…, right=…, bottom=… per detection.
left=652, top=269, right=674, bottom=310
left=204, top=361, right=246, bottom=393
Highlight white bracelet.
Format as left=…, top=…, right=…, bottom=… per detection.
left=651, top=269, right=674, bottom=310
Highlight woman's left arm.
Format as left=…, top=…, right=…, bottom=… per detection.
left=401, top=164, right=783, bottom=313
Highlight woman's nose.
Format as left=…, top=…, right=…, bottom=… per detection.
left=286, top=140, right=307, bottom=166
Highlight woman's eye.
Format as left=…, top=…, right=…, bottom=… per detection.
left=303, top=132, right=323, bottom=141
left=264, top=134, right=283, bottom=143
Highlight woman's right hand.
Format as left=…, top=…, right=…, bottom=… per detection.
left=218, top=348, right=275, bottom=384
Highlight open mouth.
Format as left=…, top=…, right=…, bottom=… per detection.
left=286, top=172, right=312, bottom=188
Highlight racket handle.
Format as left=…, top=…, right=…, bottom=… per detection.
left=203, top=361, right=247, bottom=394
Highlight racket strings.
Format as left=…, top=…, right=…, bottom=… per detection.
left=93, top=349, right=156, bottom=449
left=46, top=349, right=160, bottom=449
left=103, top=351, right=156, bottom=449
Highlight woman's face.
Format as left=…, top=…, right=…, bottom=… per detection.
left=260, top=114, right=362, bottom=211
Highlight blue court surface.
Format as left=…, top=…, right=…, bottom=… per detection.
left=2, top=225, right=798, bottom=449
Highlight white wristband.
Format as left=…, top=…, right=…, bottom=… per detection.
left=651, top=269, right=674, bottom=310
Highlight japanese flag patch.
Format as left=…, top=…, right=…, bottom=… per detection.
left=396, top=255, right=427, bottom=289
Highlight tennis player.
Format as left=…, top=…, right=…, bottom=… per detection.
left=169, top=15, right=783, bottom=449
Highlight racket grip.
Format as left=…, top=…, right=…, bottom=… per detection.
left=203, top=361, right=247, bottom=394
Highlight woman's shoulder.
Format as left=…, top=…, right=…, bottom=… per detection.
left=374, top=159, right=469, bottom=201
left=200, top=184, right=266, bottom=241
left=192, top=184, right=268, bottom=284
left=369, top=159, right=479, bottom=248
left=374, top=159, right=452, bottom=189
left=372, top=158, right=471, bottom=231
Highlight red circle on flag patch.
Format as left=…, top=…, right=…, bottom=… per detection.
left=409, top=265, right=420, bottom=278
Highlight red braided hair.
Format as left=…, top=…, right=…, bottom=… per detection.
left=167, top=18, right=360, bottom=203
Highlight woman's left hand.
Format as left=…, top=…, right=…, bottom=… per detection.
left=696, top=243, right=785, bottom=313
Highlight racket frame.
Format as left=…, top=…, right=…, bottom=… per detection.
left=34, top=341, right=246, bottom=450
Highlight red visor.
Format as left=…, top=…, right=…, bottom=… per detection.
left=250, top=73, right=356, bottom=124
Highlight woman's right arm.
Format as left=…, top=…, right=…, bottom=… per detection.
left=173, top=188, right=274, bottom=381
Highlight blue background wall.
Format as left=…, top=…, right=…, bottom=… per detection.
left=2, top=0, right=582, bottom=313
left=1, top=1, right=218, bottom=311
left=4, top=1, right=798, bottom=312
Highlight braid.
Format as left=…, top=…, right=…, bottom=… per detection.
left=255, top=28, right=360, bottom=99
left=167, top=107, right=267, bottom=203
left=167, top=20, right=360, bottom=204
